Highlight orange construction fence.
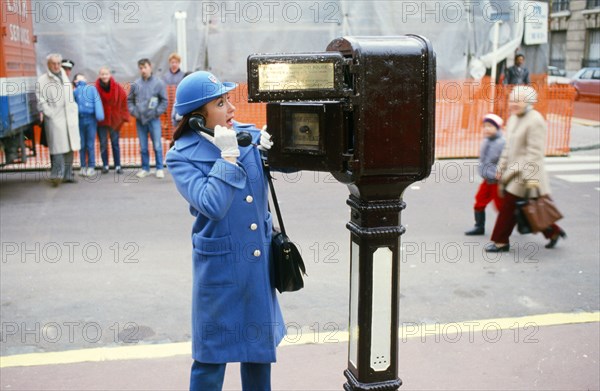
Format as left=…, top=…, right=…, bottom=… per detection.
left=435, top=76, right=575, bottom=158
left=0, top=77, right=575, bottom=171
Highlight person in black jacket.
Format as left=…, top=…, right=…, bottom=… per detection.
left=503, top=54, right=530, bottom=85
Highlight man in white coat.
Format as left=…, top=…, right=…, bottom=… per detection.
left=36, top=53, right=80, bottom=186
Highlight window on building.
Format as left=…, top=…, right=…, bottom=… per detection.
left=583, top=29, right=600, bottom=67
left=550, top=31, right=567, bottom=70
left=586, top=0, right=600, bottom=10
left=552, top=0, right=570, bottom=12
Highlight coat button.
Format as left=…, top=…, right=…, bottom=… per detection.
left=253, top=249, right=261, bottom=257
left=250, top=223, right=258, bottom=231
left=246, top=195, right=253, bottom=203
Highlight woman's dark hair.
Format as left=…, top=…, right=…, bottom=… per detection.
left=172, top=112, right=192, bottom=145
left=170, top=106, right=206, bottom=148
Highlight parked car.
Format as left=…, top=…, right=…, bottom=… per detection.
left=547, top=66, right=571, bottom=85
left=570, top=67, right=600, bottom=100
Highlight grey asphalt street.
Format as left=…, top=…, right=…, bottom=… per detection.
left=0, top=120, right=598, bottom=389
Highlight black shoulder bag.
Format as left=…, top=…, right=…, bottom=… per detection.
left=264, top=162, right=307, bottom=293
left=515, top=198, right=533, bottom=235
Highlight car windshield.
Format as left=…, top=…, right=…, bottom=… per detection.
left=548, top=67, right=565, bottom=76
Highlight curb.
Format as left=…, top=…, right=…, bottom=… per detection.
left=570, top=144, right=600, bottom=152
left=2, top=311, right=598, bottom=369
left=572, top=117, right=600, bottom=127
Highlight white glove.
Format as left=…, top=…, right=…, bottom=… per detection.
left=213, top=125, right=240, bottom=159
left=257, top=125, right=274, bottom=151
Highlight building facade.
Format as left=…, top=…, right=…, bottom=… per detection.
left=550, top=0, right=600, bottom=75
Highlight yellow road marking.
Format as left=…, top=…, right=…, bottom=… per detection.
left=0, top=342, right=191, bottom=369
left=396, top=311, right=600, bottom=341
left=1, top=311, right=598, bottom=368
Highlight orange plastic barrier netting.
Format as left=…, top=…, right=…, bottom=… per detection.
left=0, top=79, right=575, bottom=171
left=435, top=76, right=575, bottom=158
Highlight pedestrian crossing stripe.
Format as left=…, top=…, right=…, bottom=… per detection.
left=555, top=174, right=600, bottom=183
left=546, top=163, right=600, bottom=172
left=544, top=156, right=600, bottom=183
left=545, top=156, right=600, bottom=163
left=1, top=311, right=598, bottom=368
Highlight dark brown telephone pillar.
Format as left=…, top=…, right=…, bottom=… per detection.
left=342, top=195, right=406, bottom=391
left=326, top=36, right=435, bottom=390
left=247, top=35, right=436, bottom=390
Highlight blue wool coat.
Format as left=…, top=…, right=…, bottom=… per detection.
left=73, top=81, right=105, bottom=121
left=166, top=123, right=285, bottom=363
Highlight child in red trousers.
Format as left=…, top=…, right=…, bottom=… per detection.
left=465, top=113, right=506, bottom=235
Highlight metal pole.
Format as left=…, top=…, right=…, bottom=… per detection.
left=175, top=11, right=188, bottom=72
left=490, top=20, right=502, bottom=112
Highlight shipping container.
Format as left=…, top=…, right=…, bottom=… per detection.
left=0, top=0, right=38, bottom=165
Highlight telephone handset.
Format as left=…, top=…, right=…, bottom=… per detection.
left=189, top=115, right=252, bottom=147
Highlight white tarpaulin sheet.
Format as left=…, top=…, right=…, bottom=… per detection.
left=30, top=0, right=548, bottom=83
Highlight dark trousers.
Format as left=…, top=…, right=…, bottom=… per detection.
left=190, top=361, right=271, bottom=391
left=50, top=151, right=74, bottom=180
left=98, top=126, right=121, bottom=168
left=490, top=191, right=561, bottom=243
left=473, top=180, right=503, bottom=212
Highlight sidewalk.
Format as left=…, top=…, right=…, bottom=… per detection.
left=1, top=319, right=598, bottom=390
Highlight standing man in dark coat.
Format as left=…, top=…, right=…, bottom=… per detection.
left=127, top=58, right=168, bottom=179
left=503, top=53, right=530, bottom=85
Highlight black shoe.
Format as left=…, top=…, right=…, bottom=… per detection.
left=484, top=243, right=510, bottom=252
left=62, top=177, right=77, bottom=184
left=102, top=166, right=109, bottom=174
left=545, top=229, right=567, bottom=249
left=116, top=166, right=123, bottom=175
left=465, top=226, right=485, bottom=236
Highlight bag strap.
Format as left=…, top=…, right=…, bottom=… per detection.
left=524, top=184, right=541, bottom=200
left=262, top=158, right=286, bottom=235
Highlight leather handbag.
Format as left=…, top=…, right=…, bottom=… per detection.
left=264, top=161, right=306, bottom=293
left=520, top=187, right=563, bottom=233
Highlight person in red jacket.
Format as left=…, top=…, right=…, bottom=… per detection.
left=95, top=66, right=129, bottom=174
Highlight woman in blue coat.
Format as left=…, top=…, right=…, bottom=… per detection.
left=165, top=71, right=284, bottom=390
